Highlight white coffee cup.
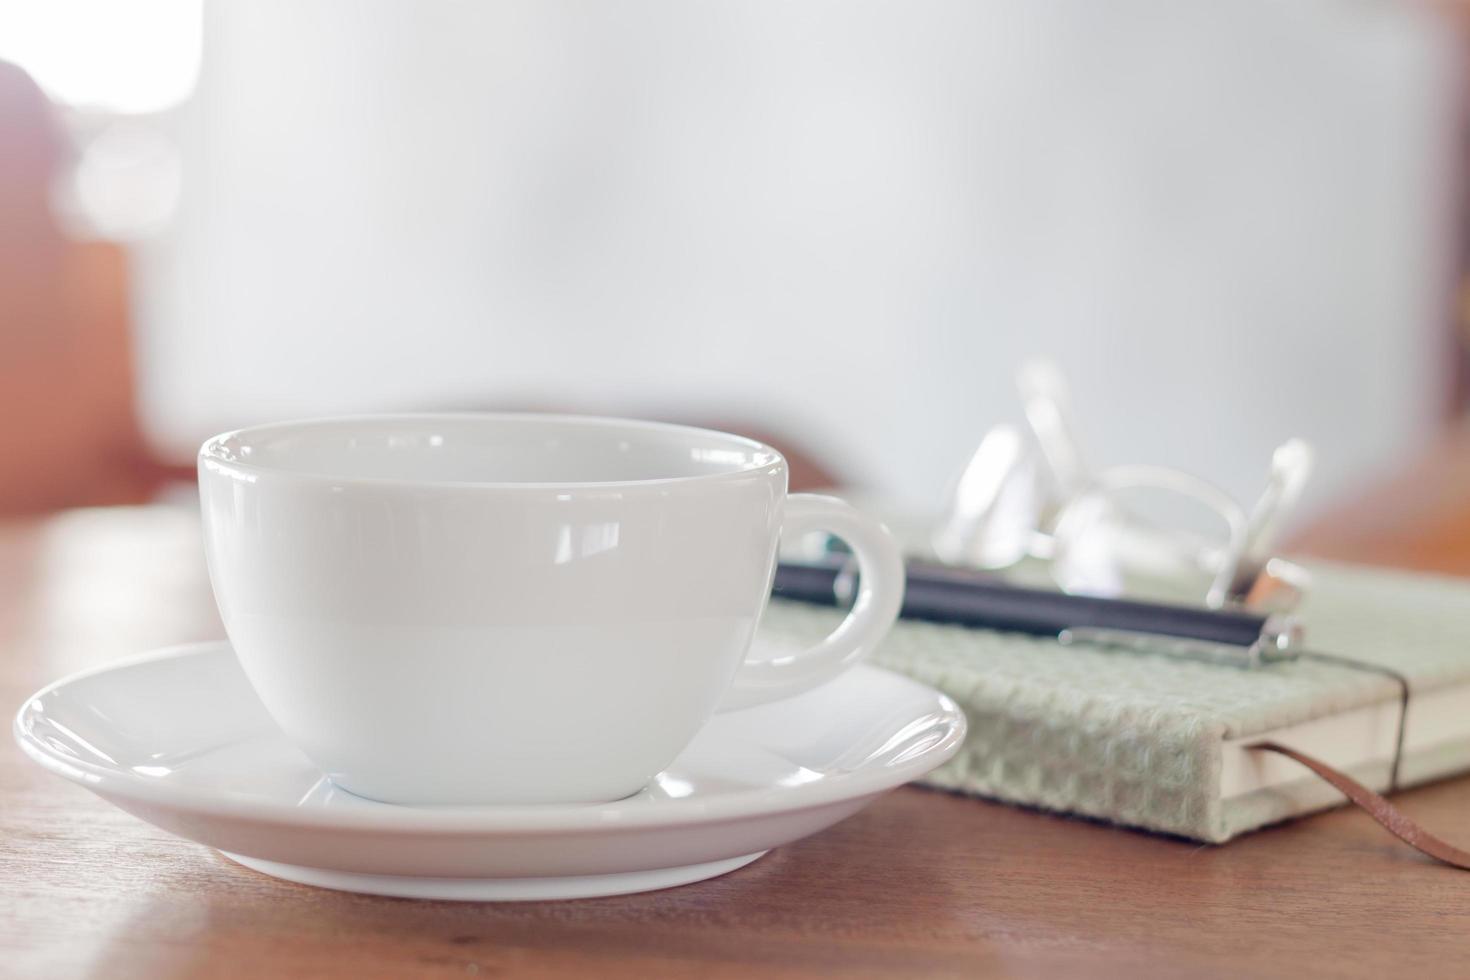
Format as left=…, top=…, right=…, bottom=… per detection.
left=198, top=414, right=904, bottom=806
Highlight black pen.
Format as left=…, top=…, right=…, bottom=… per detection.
left=772, top=557, right=1301, bottom=667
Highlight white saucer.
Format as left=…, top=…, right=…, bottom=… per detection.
left=14, top=643, right=965, bottom=900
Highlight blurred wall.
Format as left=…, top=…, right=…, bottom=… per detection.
left=134, top=0, right=1461, bottom=515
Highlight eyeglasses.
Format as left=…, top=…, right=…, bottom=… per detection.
left=931, top=361, right=1313, bottom=612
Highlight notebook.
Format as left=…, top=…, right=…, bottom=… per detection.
left=756, top=561, right=1470, bottom=843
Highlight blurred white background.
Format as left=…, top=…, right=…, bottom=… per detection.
left=8, top=0, right=1460, bottom=518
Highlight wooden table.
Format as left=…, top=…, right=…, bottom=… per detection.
left=4, top=506, right=1469, bottom=979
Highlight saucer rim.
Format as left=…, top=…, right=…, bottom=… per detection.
left=14, top=642, right=966, bottom=834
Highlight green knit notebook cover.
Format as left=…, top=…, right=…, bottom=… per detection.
left=756, top=562, right=1470, bottom=843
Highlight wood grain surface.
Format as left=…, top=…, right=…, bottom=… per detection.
left=3, top=506, right=1469, bottom=979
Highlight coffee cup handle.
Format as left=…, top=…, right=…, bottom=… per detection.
left=719, top=493, right=906, bottom=711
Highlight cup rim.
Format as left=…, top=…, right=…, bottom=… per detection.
left=198, top=412, right=787, bottom=491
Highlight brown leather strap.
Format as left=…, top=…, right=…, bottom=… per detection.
left=1249, top=741, right=1470, bottom=870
